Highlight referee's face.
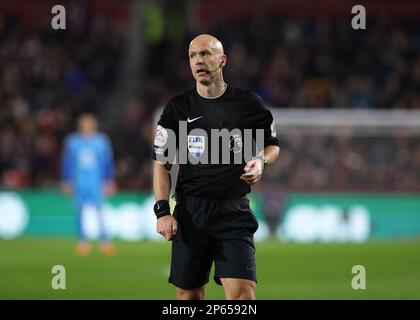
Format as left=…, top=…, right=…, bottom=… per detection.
left=189, top=35, right=225, bottom=86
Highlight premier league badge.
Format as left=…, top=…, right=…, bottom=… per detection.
left=187, top=135, right=205, bottom=158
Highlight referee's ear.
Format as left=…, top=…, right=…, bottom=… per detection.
left=221, top=54, right=227, bottom=68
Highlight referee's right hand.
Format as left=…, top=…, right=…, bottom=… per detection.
left=156, top=215, right=178, bottom=241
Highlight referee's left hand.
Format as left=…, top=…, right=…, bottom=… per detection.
left=240, top=159, right=263, bottom=186
left=156, top=215, right=177, bottom=241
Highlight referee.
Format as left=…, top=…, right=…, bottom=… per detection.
left=152, top=34, right=279, bottom=300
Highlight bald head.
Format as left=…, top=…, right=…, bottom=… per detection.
left=188, top=34, right=227, bottom=86
left=189, top=34, right=224, bottom=55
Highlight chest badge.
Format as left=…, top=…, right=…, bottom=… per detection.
left=187, top=135, right=205, bottom=158
left=230, top=134, right=243, bottom=153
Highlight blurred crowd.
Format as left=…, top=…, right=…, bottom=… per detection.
left=1, top=3, right=420, bottom=191
left=0, top=9, right=125, bottom=188
left=153, top=15, right=420, bottom=109
left=261, top=131, right=420, bottom=192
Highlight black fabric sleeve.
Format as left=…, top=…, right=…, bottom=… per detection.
left=152, top=100, right=178, bottom=161
left=250, top=93, right=279, bottom=148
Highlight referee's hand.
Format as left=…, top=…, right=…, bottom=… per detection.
left=240, top=159, right=263, bottom=186
left=156, top=215, right=178, bottom=241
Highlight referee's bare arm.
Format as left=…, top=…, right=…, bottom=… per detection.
left=263, top=145, right=280, bottom=166
left=153, top=161, right=177, bottom=240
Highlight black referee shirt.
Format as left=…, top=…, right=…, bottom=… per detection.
left=153, top=85, right=279, bottom=200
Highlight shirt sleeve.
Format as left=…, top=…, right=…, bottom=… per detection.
left=250, top=93, right=279, bottom=148
left=152, top=100, right=178, bottom=161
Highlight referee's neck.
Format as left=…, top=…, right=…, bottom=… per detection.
left=196, top=80, right=227, bottom=99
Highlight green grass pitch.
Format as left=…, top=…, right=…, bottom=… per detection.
left=0, top=238, right=419, bottom=299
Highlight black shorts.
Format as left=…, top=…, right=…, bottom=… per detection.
left=169, top=194, right=259, bottom=290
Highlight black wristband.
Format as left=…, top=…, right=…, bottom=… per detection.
left=153, top=200, right=171, bottom=219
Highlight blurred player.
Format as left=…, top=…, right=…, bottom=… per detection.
left=152, top=34, right=280, bottom=299
left=61, top=113, right=116, bottom=256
